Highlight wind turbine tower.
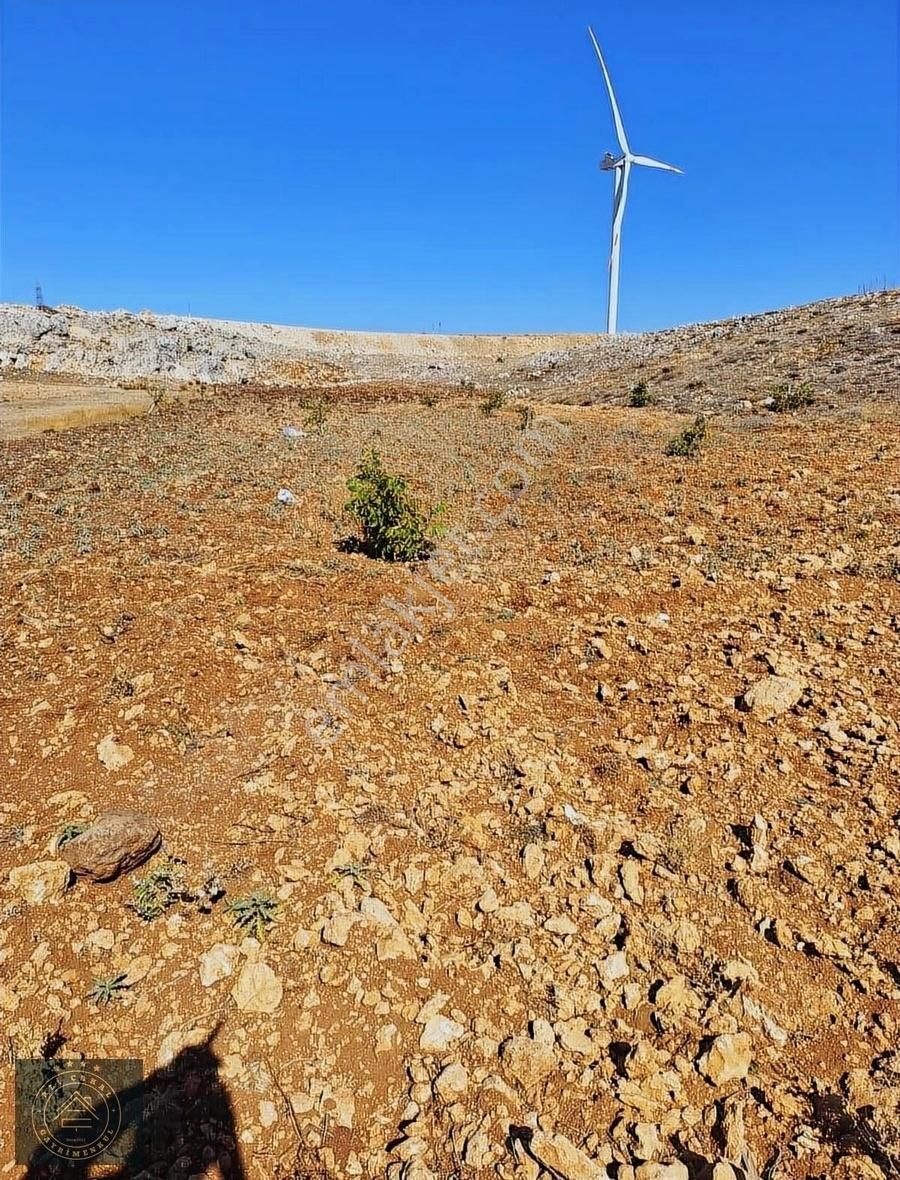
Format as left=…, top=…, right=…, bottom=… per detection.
left=588, top=27, right=683, bottom=335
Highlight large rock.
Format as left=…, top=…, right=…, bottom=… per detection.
left=740, top=675, right=804, bottom=721
left=8, top=860, right=71, bottom=904
left=59, top=810, right=161, bottom=881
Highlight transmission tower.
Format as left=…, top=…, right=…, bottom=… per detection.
left=35, top=283, right=46, bottom=310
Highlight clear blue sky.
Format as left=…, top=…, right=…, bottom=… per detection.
left=1, top=0, right=897, bottom=333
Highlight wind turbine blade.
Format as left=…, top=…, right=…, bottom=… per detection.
left=630, top=154, right=684, bottom=174
left=588, top=26, right=630, bottom=155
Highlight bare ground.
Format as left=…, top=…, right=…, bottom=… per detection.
left=1, top=374, right=898, bottom=1179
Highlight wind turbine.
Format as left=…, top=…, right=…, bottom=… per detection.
left=588, top=26, right=683, bottom=334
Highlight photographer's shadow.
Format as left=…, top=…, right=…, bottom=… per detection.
left=24, top=1028, right=245, bottom=1179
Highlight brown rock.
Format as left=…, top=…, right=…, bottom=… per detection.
left=59, top=810, right=161, bottom=882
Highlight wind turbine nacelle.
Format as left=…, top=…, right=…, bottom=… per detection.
left=599, top=153, right=623, bottom=171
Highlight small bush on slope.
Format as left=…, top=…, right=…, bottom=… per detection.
left=666, top=415, right=708, bottom=458
left=345, top=449, right=445, bottom=562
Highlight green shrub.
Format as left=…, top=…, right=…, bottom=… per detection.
left=131, top=858, right=187, bottom=921
left=345, top=449, right=445, bottom=561
left=480, top=388, right=507, bottom=416
left=332, top=862, right=373, bottom=886
left=87, top=973, right=130, bottom=1006
left=629, top=381, right=655, bottom=408
left=227, top=892, right=279, bottom=941
left=666, top=415, right=708, bottom=458
left=771, top=381, right=815, bottom=412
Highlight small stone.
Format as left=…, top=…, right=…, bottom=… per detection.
left=712, top=1164, right=740, bottom=1180
left=655, top=976, right=700, bottom=1016
left=629, top=1123, right=662, bottom=1162
left=0, top=983, right=20, bottom=1012
left=741, top=675, right=804, bottom=721
left=231, top=962, right=282, bottom=1014
left=597, top=950, right=629, bottom=988
left=819, top=719, right=850, bottom=746
left=96, top=734, right=135, bottom=771
left=532, top=1018, right=556, bottom=1046
left=454, top=722, right=476, bottom=748
left=529, top=1129, right=610, bottom=1179
left=699, top=1033, right=753, bottom=1085
left=557, top=1017, right=593, bottom=1055
left=433, top=1062, right=469, bottom=1100
left=635, top=1164, right=689, bottom=1180
left=86, top=928, right=115, bottom=951
left=59, top=810, right=161, bottom=882
left=376, top=1024, right=399, bottom=1053
left=621, top=860, right=645, bottom=904
left=200, top=943, right=240, bottom=987
left=8, top=860, right=71, bottom=905
left=523, top=844, right=546, bottom=880
left=322, top=911, right=357, bottom=946
left=121, top=955, right=153, bottom=985
left=419, top=1015, right=464, bottom=1052
left=375, top=926, right=416, bottom=961
left=722, top=960, right=760, bottom=987
left=360, top=897, right=398, bottom=926
left=500, top=1036, right=557, bottom=1089
left=545, top=914, right=578, bottom=936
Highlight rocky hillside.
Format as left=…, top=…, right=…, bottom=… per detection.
left=0, top=302, right=593, bottom=388
left=1, top=292, right=897, bottom=408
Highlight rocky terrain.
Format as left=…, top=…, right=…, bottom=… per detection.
left=0, top=302, right=594, bottom=391
left=0, top=294, right=898, bottom=1179
left=1, top=291, right=898, bottom=437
